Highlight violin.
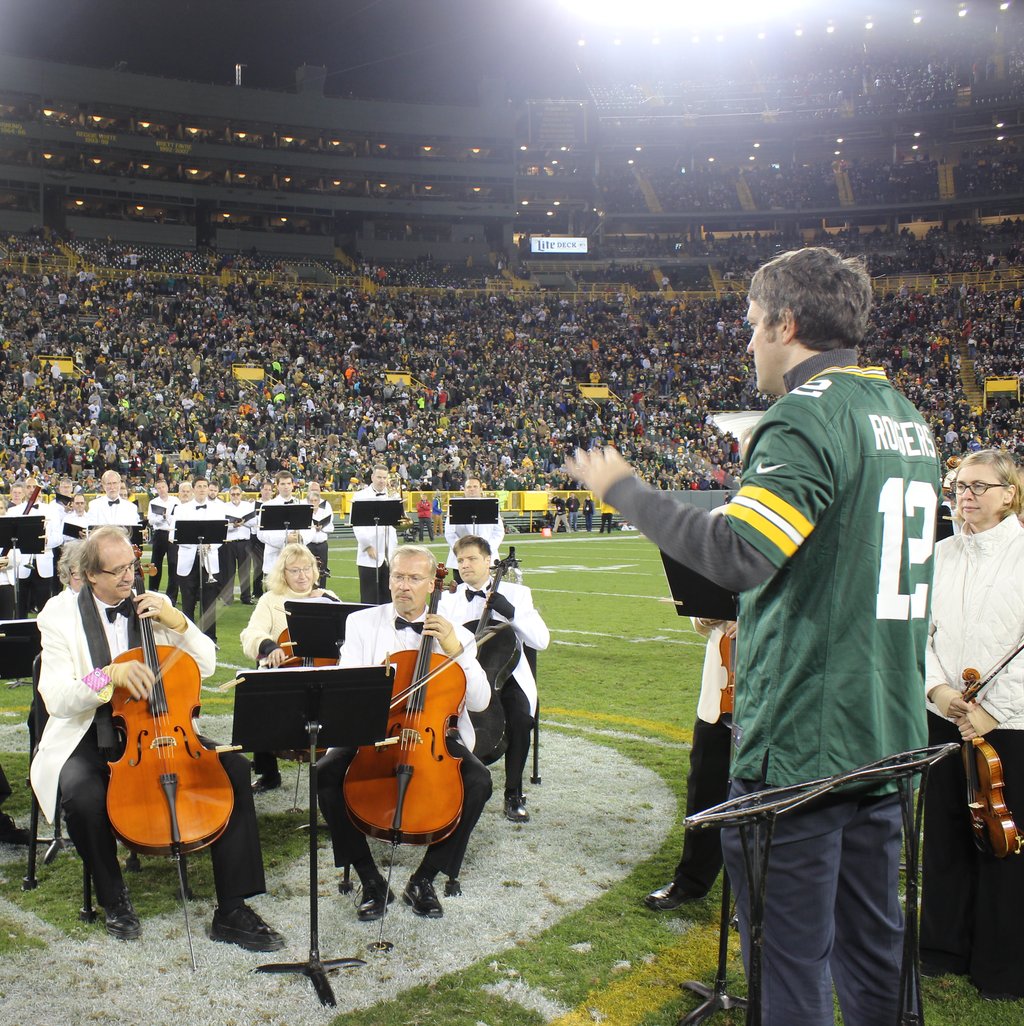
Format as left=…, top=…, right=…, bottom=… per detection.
left=718, top=630, right=736, bottom=716
left=465, top=549, right=523, bottom=766
left=106, top=549, right=234, bottom=856
left=959, top=667, right=1023, bottom=859
left=343, top=563, right=466, bottom=845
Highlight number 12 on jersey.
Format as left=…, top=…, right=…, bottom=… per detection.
left=876, top=477, right=937, bottom=621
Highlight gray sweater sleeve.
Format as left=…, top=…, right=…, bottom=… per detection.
left=605, top=477, right=776, bottom=592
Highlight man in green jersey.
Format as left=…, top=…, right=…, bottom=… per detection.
left=567, top=247, right=940, bottom=1026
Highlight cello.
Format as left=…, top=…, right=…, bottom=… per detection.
left=717, top=630, right=736, bottom=716
left=959, top=667, right=1023, bottom=859
left=106, top=551, right=234, bottom=857
left=343, top=563, right=466, bottom=845
left=465, top=549, right=523, bottom=765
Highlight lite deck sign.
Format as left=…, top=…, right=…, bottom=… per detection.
left=530, top=236, right=588, bottom=254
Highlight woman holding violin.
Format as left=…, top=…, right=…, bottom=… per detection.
left=316, top=545, right=492, bottom=922
left=30, top=526, right=284, bottom=951
left=240, top=542, right=339, bottom=792
left=921, top=449, right=1024, bottom=1000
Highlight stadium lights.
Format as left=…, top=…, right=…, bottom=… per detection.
left=138, top=121, right=150, bottom=128
left=913, top=11, right=923, bottom=23
left=236, top=131, right=247, bottom=139
left=558, top=0, right=816, bottom=32
left=42, top=152, right=52, bottom=160
left=91, top=115, right=103, bottom=123
left=139, top=163, right=150, bottom=170
left=42, top=108, right=54, bottom=116
left=74, top=199, right=84, bottom=206
left=135, top=205, right=144, bottom=211
left=958, top=5, right=968, bottom=16
left=865, top=19, right=874, bottom=29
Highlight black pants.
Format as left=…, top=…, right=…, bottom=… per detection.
left=251, top=540, right=266, bottom=598
left=358, top=563, right=391, bottom=605
left=219, top=540, right=252, bottom=604
left=15, top=565, right=54, bottom=618
left=178, top=562, right=218, bottom=643
left=417, top=517, right=434, bottom=541
left=58, top=726, right=266, bottom=909
left=0, top=584, right=14, bottom=620
left=317, top=737, right=492, bottom=881
left=671, top=716, right=732, bottom=896
left=0, top=759, right=11, bottom=806
left=307, top=541, right=329, bottom=590
left=500, top=679, right=534, bottom=798
left=921, top=712, right=1024, bottom=996
left=599, top=513, right=614, bottom=533
left=149, top=530, right=175, bottom=600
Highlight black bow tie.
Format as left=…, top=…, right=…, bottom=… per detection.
left=195, top=504, right=206, bottom=509
left=374, top=492, right=386, bottom=497
left=466, top=589, right=488, bottom=601
left=108, top=500, right=119, bottom=506
left=394, top=617, right=424, bottom=634
left=105, top=598, right=135, bottom=623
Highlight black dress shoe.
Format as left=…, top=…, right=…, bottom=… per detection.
left=209, top=904, right=285, bottom=951
left=403, top=877, right=443, bottom=918
left=356, top=878, right=394, bottom=922
left=104, top=888, right=141, bottom=940
left=643, top=881, right=701, bottom=911
left=503, top=794, right=530, bottom=823
left=252, top=775, right=281, bottom=794
left=0, top=813, right=31, bottom=846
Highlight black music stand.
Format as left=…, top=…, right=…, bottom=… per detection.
left=62, top=522, right=88, bottom=541
left=448, top=497, right=499, bottom=530
left=350, top=499, right=403, bottom=603
left=683, top=744, right=958, bottom=1026
left=176, top=525, right=228, bottom=636
left=658, top=553, right=740, bottom=1020
left=660, top=552, right=738, bottom=622
left=231, top=664, right=392, bottom=1007
left=283, top=600, right=371, bottom=661
left=126, top=524, right=146, bottom=548
left=260, top=502, right=314, bottom=534
left=0, top=516, right=46, bottom=617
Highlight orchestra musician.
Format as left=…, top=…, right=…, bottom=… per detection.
left=255, top=471, right=302, bottom=584
left=221, top=484, right=255, bottom=606
left=250, top=479, right=274, bottom=599
left=305, top=481, right=334, bottom=589
left=920, top=449, right=1024, bottom=1000
left=170, top=476, right=224, bottom=644
left=645, top=616, right=735, bottom=911
left=5, top=476, right=63, bottom=617
left=0, top=495, right=14, bottom=619
left=316, top=545, right=492, bottom=920
left=146, top=477, right=179, bottom=599
left=240, top=542, right=339, bottom=793
left=444, top=477, right=504, bottom=578
left=87, top=471, right=141, bottom=528
left=444, top=535, right=550, bottom=823
left=29, top=526, right=284, bottom=949
left=350, top=465, right=398, bottom=604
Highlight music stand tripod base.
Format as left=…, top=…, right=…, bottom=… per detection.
left=255, top=954, right=366, bottom=1008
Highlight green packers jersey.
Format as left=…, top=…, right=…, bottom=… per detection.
left=724, top=364, right=941, bottom=788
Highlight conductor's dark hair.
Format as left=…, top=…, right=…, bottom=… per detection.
left=748, top=247, right=873, bottom=351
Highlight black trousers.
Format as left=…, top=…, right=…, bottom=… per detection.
left=15, top=566, right=54, bottom=618
left=317, top=737, right=492, bottom=881
left=671, top=715, right=732, bottom=896
left=358, top=563, right=391, bottom=605
left=149, top=530, right=175, bottom=600
left=251, top=539, right=266, bottom=598
left=0, top=584, right=14, bottom=620
left=307, top=540, right=329, bottom=590
left=416, top=517, right=434, bottom=541
left=500, top=679, right=534, bottom=798
left=219, top=539, right=252, bottom=604
left=0, top=759, right=11, bottom=806
left=599, top=513, right=614, bottom=533
left=58, top=726, right=267, bottom=909
left=178, top=561, right=218, bottom=643
left=921, top=712, right=1024, bottom=996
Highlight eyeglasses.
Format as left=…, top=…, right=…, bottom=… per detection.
left=954, top=481, right=1009, bottom=496
left=98, top=562, right=136, bottom=578
left=389, top=573, right=430, bottom=585
left=284, top=565, right=314, bottom=576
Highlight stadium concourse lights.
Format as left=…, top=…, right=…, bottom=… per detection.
left=559, top=0, right=815, bottom=31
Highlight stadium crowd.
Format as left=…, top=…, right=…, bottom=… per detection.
left=1, top=230, right=1022, bottom=503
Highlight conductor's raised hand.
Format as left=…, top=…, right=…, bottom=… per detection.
left=563, top=447, right=635, bottom=502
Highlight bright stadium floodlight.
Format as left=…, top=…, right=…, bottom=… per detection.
left=558, top=0, right=816, bottom=31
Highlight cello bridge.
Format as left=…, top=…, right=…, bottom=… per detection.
left=150, top=736, right=179, bottom=750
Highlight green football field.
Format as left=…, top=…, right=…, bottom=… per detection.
left=0, top=532, right=1014, bottom=1024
